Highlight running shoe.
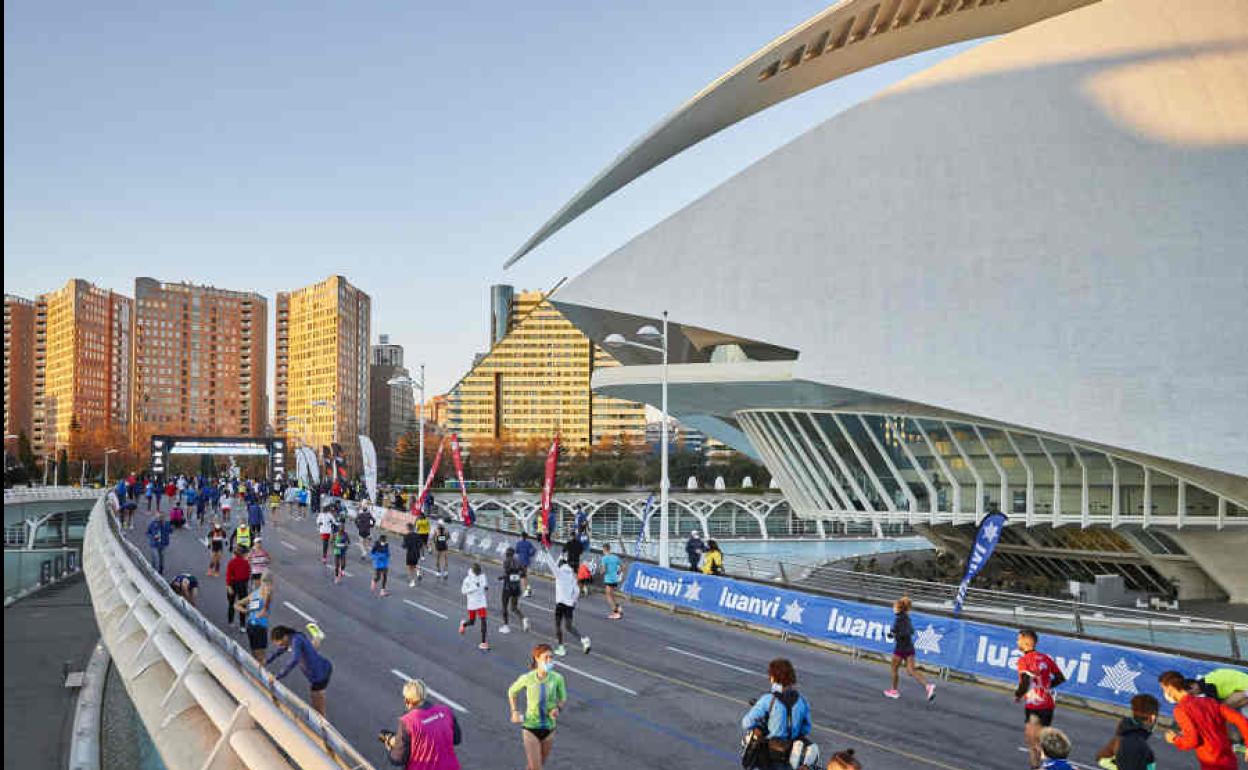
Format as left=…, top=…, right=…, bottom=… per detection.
left=499, top=625, right=511, bottom=634
left=478, top=642, right=490, bottom=651
left=522, top=617, right=531, bottom=633
left=581, top=636, right=592, bottom=654
left=608, top=611, right=622, bottom=620
left=926, top=684, right=936, bottom=701
left=553, top=645, right=567, bottom=656
left=334, top=575, right=341, bottom=585
left=379, top=589, right=390, bottom=597
left=458, top=620, right=467, bottom=635
left=409, top=579, right=416, bottom=588
left=523, top=587, right=532, bottom=597
left=883, top=689, right=900, bottom=699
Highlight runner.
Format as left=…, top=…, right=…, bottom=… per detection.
left=1194, top=668, right=1248, bottom=711
left=433, top=524, right=450, bottom=580
left=248, top=537, right=271, bottom=584
left=144, top=480, right=156, bottom=512
left=317, top=507, right=336, bottom=563
left=225, top=547, right=252, bottom=631
left=267, top=489, right=281, bottom=526
left=370, top=534, right=391, bottom=597
left=514, top=531, right=536, bottom=597
left=826, top=749, right=862, bottom=770
left=508, top=643, right=566, bottom=770
left=266, top=625, right=332, bottom=716
left=231, top=520, right=253, bottom=554
left=1159, top=670, right=1248, bottom=768
left=415, top=512, right=431, bottom=554
left=576, top=560, right=593, bottom=597
left=382, top=678, right=463, bottom=768
left=247, top=496, right=265, bottom=538
left=883, top=596, right=935, bottom=701
left=1015, top=628, right=1066, bottom=770
left=458, top=563, right=490, bottom=651
left=236, top=573, right=273, bottom=664
left=170, top=572, right=199, bottom=607
left=146, top=512, right=173, bottom=574
left=1095, top=693, right=1159, bottom=770
left=331, top=521, right=350, bottom=585
left=499, top=547, right=530, bottom=634
left=356, top=501, right=375, bottom=561
left=220, top=490, right=233, bottom=522
left=401, top=522, right=423, bottom=586
left=207, top=520, right=227, bottom=577
left=600, top=543, right=624, bottom=619
left=538, top=549, right=590, bottom=656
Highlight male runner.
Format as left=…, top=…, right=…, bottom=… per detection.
left=459, top=563, right=490, bottom=650
left=1016, top=628, right=1066, bottom=769
left=600, top=543, right=625, bottom=619
left=433, top=524, right=450, bottom=580
left=538, top=549, right=590, bottom=656
left=316, top=507, right=336, bottom=563
left=514, top=531, right=536, bottom=597
left=499, top=547, right=530, bottom=633
left=401, top=522, right=423, bottom=586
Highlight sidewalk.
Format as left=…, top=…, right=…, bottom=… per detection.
left=3, top=574, right=100, bottom=770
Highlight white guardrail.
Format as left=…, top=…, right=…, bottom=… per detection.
left=83, top=494, right=375, bottom=770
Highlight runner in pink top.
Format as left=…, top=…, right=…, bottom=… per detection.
left=384, top=679, right=461, bottom=770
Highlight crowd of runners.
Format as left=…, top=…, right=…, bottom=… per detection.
left=106, top=472, right=1248, bottom=770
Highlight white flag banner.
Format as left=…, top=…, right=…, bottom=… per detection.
left=301, top=446, right=321, bottom=485
left=359, top=435, right=378, bottom=504
left=295, top=446, right=309, bottom=486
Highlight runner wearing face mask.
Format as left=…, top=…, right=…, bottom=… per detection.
left=508, top=644, right=566, bottom=770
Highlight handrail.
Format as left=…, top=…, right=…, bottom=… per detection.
left=84, top=494, right=375, bottom=770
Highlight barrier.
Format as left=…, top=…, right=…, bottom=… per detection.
left=623, top=563, right=1247, bottom=716
left=83, top=494, right=375, bottom=770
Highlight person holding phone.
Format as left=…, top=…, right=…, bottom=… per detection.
left=381, top=678, right=461, bottom=770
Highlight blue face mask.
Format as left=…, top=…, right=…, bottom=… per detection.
left=539, top=661, right=554, bottom=673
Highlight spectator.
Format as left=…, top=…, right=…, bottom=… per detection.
left=741, top=658, right=813, bottom=770
left=1096, top=693, right=1158, bottom=770
left=383, top=678, right=462, bottom=769
left=826, top=749, right=862, bottom=769
left=700, top=540, right=724, bottom=575
left=225, top=548, right=252, bottom=631
left=1037, top=727, right=1074, bottom=770
left=146, top=512, right=173, bottom=574
left=685, top=531, right=706, bottom=572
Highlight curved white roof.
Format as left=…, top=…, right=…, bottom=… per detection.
left=505, top=0, right=1099, bottom=267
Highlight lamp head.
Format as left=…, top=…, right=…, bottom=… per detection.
left=636, top=325, right=662, bottom=341
left=602, top=333, right=626, bottom=348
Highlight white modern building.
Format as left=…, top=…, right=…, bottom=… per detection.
left=510, top=0, right=1248, bottom=600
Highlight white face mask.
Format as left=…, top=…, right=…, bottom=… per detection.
left=770, top=682, right=783, bottom=693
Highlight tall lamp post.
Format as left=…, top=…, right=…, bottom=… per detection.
left=388, top=365, right=426, bottom=490
left=104, top=447, right=119, bottom=486
left=604, top=311, right=670, bottom=567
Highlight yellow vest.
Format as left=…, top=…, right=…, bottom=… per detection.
left=235, top=525, right=252, bottom=547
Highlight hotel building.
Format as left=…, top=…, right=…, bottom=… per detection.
left=4, top=294, right=36, bottom=440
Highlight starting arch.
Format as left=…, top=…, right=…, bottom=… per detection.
left=149, top=435, right=286, bottom=482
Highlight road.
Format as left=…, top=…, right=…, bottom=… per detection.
left=126, top=505, right=1196, bottom=770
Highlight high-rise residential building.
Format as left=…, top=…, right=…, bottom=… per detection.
left=369, top=334, right=413, bottom=477
left=32, top=280, right=133, bottom=455
left=448, top=290, right=645, bottom=455
left=275, top=275, right=371, bottom=468
left=4, top=295, right=36, bottom=440
left=646, top=419, right=707, bottom=456
left=131, top=278, right=267, bottom=443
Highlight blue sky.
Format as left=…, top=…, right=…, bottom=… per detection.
left=4, top=1, right=974, bottom=396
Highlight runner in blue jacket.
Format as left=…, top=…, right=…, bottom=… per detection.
left=266, top=626, right=332, bottom=715
left=371, top=535, right=392, bottom=597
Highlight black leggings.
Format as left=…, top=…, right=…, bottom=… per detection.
left=554, top=603, right=581, bottom=644
left=227, top=581, right=249, bottom=626
left=374, top=568, right=388, bottom=588
left=502, top=592, right=524, bottom=625
left=463, top=613, right=487, bottom=643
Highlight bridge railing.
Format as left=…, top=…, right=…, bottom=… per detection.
left=84, top=493, right=374, bottom=770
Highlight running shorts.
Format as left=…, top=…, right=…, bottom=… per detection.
left=524, top=727, right=554, bottom=742
left=893, top=650, right=915, bottom=661
left=320, top=533, right=331, bottom=541
left=555, top=603, right=575, bottom=623
left=374, top=568, right=387, bottom=580
left=604, top=580, right=620, bottom=587
left=1025, top=708, right=1054, bottom=726
left=416, top=534, right=429, bottom=547
left=468, top=608, right=487, bottom=620
left=405, top=552, right=420, bottom=566
left=247, top=625, right=269, bottom=651
left=310, top=664, right=332, bottom=692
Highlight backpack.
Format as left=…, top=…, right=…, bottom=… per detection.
left=305, top=623, right=325, bottom=649
left=740, top=696, right=778, bottom=768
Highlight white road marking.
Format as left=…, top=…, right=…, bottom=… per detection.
left=521, top=600, right=548, bottom=612
left=199, top=537, right=210, bottom=547
left=403, top=599, right=449, bottom=620
left=390, top=669, right=469, bottom=713
left=665, top=645, right=757, bottom=675
left=281, top=541, right=298, bottom=551
left=554, top=661, right=638, bottom=696
left=282, top=601, right=318, bottom=624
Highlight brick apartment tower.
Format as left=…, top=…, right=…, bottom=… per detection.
left=275, top=276, right=371, bottom=469
left=4, top=294, right=36, bottom=440
left=32, top=280, right=133, bottom=457
left=131, top=279, right=268, bottom=446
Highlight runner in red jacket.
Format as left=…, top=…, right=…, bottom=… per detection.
left=1159, top=671, right=1248, bottom=769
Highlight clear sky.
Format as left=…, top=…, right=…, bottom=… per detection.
left=4, top=1, right=974, bottom=397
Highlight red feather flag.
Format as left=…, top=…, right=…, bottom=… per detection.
left=539, top=435, right=560, bottom=547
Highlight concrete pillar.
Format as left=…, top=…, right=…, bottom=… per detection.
left=1166, top=529, right=1248, bottom=603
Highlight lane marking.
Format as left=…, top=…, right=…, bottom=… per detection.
left=665, top=645, right=757, bottom=675
left=404, top=599, right=449, bottom=620
left=521, top=600, right=548, bottom=612
left=554, top=661, right=638, bottom=696
left=390, top=669, right=469, bottom=713
left=593, top=650, right=965, bottom=770
left=282, top=601, right=318, bottom=624
left=281, top=541, right=298, bottom=551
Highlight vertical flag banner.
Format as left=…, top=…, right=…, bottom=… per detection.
left=634, top=493, right=655, bottom=558
left=415, top=436, right=446, bottom=514
left=539, top=435, right=560, bottom=547
left=448, top=434, right=473, bottom=526
left=358, top=435, right=378, bottom=503
left=302, top=447, right=321, bottom=485
left=331, top=442, right=348, bottom=483
left=954, top=510, right=1008, bottom=615
left=321, top=446, right=333, bottom=481
left=294, top=447, right=309, bottom=486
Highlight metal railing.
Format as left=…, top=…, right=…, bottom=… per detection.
left=4, top=486, right=106, bottom=502
left=85, top=494, right=375, bottom=770
left=4, top=546, right=81, bottom=604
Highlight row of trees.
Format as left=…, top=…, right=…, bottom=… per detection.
left=384, top=427, right=771, bottom=491
left=3, top=424, right=145, bottom=487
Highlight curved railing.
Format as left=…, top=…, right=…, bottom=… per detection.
left=82, top=494, right=374, bottom=770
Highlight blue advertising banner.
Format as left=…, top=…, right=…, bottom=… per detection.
left=623, top=563, right=1245, bottom=715
left=954, top=511, right=1007, bottom=615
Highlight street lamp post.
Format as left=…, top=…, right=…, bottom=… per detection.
left=388, top=366, right=426, bottom=489
left=604, top=311, right=671, bottom=567
left=104, top=447, right=119, bottom=486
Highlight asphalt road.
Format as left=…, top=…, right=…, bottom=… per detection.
left=127, top=505, right=1197, bottom=770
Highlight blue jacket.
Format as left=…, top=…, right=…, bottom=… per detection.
left=267, top=632, right=332, bottom=684
left=514, top=538, right=536, bottom=567
left=146, top=519, right=172, bottom=548
left=370, top=542, right=391, bottom=570
left=247, top=503, right=265, bottom=528
left=741, top=690, right=812, bottom=741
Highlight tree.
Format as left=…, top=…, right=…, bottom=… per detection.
left=57, top=448, right=70, bottom=484
left=17, top=431, right=36, bottom=475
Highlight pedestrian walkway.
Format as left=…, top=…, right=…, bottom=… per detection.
left=3, top=575, right=99, bottom=770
